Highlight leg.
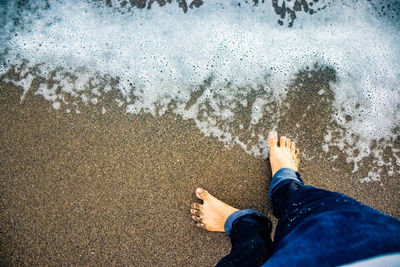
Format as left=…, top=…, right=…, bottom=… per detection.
left=266, top=133, right=367, bottom=242
left=217, top=210, right=272, bottom=266
left=269, top=170, right=303, bottom=219
left=190, top=188, right=273, bottom=266
left=266, top=133, right=400, bottom=263
left=267, top=134, right=303, bottom=219
left=267, top=182, right=400, bottom=266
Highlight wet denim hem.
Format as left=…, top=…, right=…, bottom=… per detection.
left=268, top=168, right=304, bottom=200
left=224, top=209, right=264, bottom=236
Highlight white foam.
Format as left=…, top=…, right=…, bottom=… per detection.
left=0, top=0, right=399, bottom=181
left=35, top=84, right=59, bottom=102
left=52, top=102, right=60, bottom=110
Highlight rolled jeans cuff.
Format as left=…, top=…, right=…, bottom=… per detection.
left=268, top=168, right=303, bottom=199
left=224, top=209, right=264, bottom=236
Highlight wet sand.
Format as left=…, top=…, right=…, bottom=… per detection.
left=1, top=77, right=399, bottom=266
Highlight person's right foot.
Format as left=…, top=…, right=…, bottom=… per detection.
left=268, top=133, right=300, bottom=176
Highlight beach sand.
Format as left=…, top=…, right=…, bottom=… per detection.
left=1, top=74, right=399, bottom=265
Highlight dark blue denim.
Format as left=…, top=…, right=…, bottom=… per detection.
left=216, top=168, right=400, bottom=267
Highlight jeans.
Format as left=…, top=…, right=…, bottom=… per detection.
left=216, top=168, right=400, bottom=267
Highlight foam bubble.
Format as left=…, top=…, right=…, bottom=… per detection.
left=52, top=102, right=60, bottom=110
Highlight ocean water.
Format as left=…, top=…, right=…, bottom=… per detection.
left=1, top=0, right=399, bottom=182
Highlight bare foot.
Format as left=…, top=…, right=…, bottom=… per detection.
left=268, top=133, right=300, bottom=176
left=190, top=188, right=238, bottom=232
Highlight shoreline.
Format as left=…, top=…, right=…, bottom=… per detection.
left=1, top=81, right=399, bottom=265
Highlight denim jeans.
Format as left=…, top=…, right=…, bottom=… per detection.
left=216, top=168, right=400, bottom=267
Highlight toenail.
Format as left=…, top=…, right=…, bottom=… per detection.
left=196, top=188, right=203, bottom=194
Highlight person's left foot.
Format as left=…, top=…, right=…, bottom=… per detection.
left=190, top=188, right=238, bottom=232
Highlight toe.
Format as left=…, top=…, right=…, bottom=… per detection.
left=268, top=132, right=278, bottom=147
left=197, top=222, right=206, bottom=229
left=192, top=215, right=202, bottom=222
left=191, top=203, right=201, bottom=210
left=190, top=208, right=200, bottom=216
left=290, top=141, right=296, bottom=150
left=285, top=138, right=291, bottom=148
left=195, top=188, right=209, bottom=200
left=280, top=136, right=287, bottom=147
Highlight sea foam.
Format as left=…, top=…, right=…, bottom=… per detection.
left=0, top=0, right=399, bottom=181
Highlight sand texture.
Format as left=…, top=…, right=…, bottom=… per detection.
left=1, top=76, right=399, bottom=266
